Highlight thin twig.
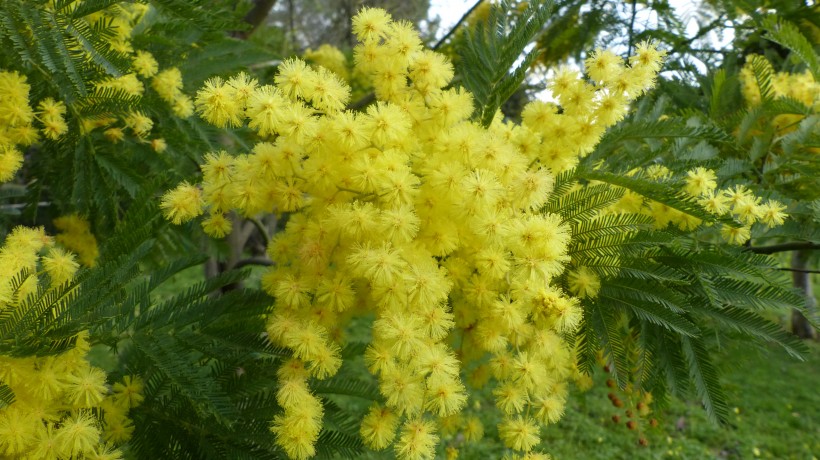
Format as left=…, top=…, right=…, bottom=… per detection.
left=627, top=0, right=638, bottom=56
left=247, top=216, right=271, bottom=246
left=232, top=0, right=278, bottom=39
left=234, top=257, right=274, bottom=269
left=433, top=0, right=485, bottom=50
left=778, top=267, right=820, bottom=274
left=669, top=15, right=726, bottom=56
left=745, top=241, right=820, bottom=255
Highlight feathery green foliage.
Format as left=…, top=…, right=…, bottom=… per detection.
left=457, top=0, right=553, bottom=126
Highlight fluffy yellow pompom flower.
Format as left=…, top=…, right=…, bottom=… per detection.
left=424, top=374, right=468, bottom=417
left=0, top=70, right=34, bottom=126
left=721, top=224, right=751, bottom=245
left=352, top=6, right=392, bottom=42
left=698, top=191, right=730, bottom=215
left=54, top=214, right=99, bottom=267
left=759, top=200, right=787, bottom=228
left=684, top=167, right=717, bottom=198
left=42, top=247, right=79, bottom=286
left=308, top=67, right=350, bottom=113
left=147, top=138, right=166, bottom=153
left=270, top=395, right=323, bottom=460
left=395, top=418, right=438, bottom=460
left=534, top=395, right=566, bottom=424
left=304, top=44, right=350, bottom=80
left=111, top=375, right=144, bottom=409
left=104, top=127, right=125, bottom=143
left=275, top=58, right=315, bottom=102
left=360, top=404, right=399, bottom=450
left=37, top=97, right=69, bottom=140
left=463, top=416, right=484, bottom=442
left=66, top=366, right=109, bottom=408
left=227, top=72, right=259, bottom=109
left=731, top=193, right=762, bottom=226
left=585, top=49, right=624, bottom=83
left=0, top=145, right=24, bottom=182
left=123, top=111, right=153, bottom=138
left=499, top=416, right=541, bottom=452
left=567, top=266, right=601, bottom=299
left=195, top=77, right=243, bottom=127
left=201, top=212, right=233, bottom=237
left=247, top=85, right=287, bottom=137
left=55, top=411, right=100, bottom=458
left=160, top=182, right=204, bottom=224
left=152, top=67, right=184, bottom=102
left=0, top=407, right=37, bottom=455
left=132, top=50, right=159, bottom=78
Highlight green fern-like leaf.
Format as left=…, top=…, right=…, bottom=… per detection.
left=762, top=15, right=820, bottom=81
left=458, top=0, right=553, bottom=126
left=681, top=336, right=729, bottom=424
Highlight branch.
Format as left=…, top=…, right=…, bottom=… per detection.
left=247, top=216, right=270, bottom=246
left=669, top=15, right=726, bottom=56
left=233, top=257, right=274, bottom=269
left=432, top=0, right=484, bottom=50
left=232, top=0, right=278, bottom=39
left=778, top=267, right=820, bottom=274
left=627, top=0, right=638, bottom=56
left=745, top=241, right=820, bottom=255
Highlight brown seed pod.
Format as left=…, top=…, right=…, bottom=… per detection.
left=649, top=418, right=658, bottom=428
left=638, top=437, right=649, bottom=446
left=606, top=379, right=616, bottom=388
left=612, top=415, right=621, bottom=423
left=626, top=420, right=637, bottom=430
left=612, top=397, right=624, bottom=408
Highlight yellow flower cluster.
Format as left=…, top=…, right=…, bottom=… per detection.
left=605, top=165, right=787, bottom=245
left=0, top=227, right=143, bottom=459
left=63, top=1, right=185, bottom=149
left=162, top=8, right=665, bottom=459
left=520, top=43, right=666, bottom=173
left=740, top=56, right=819, bottom=133
left=304, top=44, right=351, bottom=82
left=37, top=98, right=69, bottom=141
left=0, top=71, right=63, bottom=182
left=303, top=43, right=376, bottom=105
left=680, top=166, right=788, bottom=244
left=54, top=214, right=100, bottom=267
left=740, top=56, right=819, bottom=108
left=78, top=1, right=149, bottom=54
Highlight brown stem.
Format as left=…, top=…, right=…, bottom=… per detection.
left=234, top=257, right=274, bottom=269
left=778, top=267, right=820, bottom=275
left=790, top=250, right=816, bottom=339
left=432, top=0, right=484, bottom=50
left=233, top=0, right=278, bottom=39
left=745, top=241, right=820, bottom=255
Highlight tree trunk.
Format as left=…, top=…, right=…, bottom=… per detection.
left=791, top=250, right=816, bottom=339
left=233, top=0, right=278, bottom=39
